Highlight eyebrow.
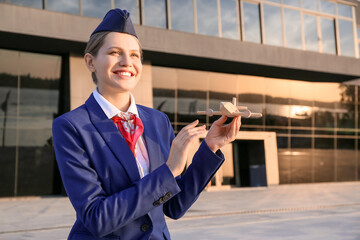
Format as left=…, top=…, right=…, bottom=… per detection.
left=107, top=46, right=140, bottom=52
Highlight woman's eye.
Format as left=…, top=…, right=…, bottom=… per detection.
left=131, top=53, right=140, bottom=58
left=110, top=51, right=120, bottom=55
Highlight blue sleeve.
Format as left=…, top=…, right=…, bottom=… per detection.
left=161, top=115, right=225, bottom=219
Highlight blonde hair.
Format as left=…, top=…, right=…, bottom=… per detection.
left=84, top=31, right=143, bottom=84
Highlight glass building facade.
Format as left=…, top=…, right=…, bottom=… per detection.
left=0, top=0, right=358, bottom=57
left=152, top=66, right=360, bottom=184
left=0, top=0, right=359, bottom=196
left=0, top=49, right=61, bottom=196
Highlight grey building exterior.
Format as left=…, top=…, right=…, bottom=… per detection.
left=0, top=0, right=360, bottom=197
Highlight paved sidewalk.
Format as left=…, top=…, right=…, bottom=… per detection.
left=0, top=182, right=359, bottom=240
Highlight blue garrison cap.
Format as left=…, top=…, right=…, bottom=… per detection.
left=91, top=9, right=137, bottom=38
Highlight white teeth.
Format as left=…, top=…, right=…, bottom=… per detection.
left=119, top=72, right=131, bottom=77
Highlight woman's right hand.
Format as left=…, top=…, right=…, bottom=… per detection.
left=166, top=120, right=206, bottom=177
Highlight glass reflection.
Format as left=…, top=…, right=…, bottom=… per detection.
left=283, top=0, right=300, bottom=7
left=314, top=149, right=334, bottom=182
left=303, top=14, right=319, bottom=52
left=336, top=147, right=356, bottom=181
left=337, top=3, right=352, bottom=18
left=321, top=18, right=336, bottom=54
left=82, top=0, right=111, bottom=18
left=143, top=0, right=167, bottom=28
left=315, top=138, right=334, bottom=149
left=177, top=90, right=206, bottom=124
left=263, top=4, right=283, bottom=47
left=302, top=0, right=319, bottom=11
left=320, top=0, right=335, bottom=15
left=242, top=2, right=261, bottom=43
left=337, top=84, right=355, bottom=129
left=10, top=0, right=42, bottom=8
left=291, top=137, right=311, bottom=148
left=338, top=20, right=355, bottom=57
left=170, top=0, right=194, bottom=33
left=266, top=0, right=281, bottom=3
left=0, top=49, right=60, bottom=196
left=289, top=150, right=312, bottom=183
left=114, top=0, right=139, bottom=24
left=153, top=88, right=175, bottom=122
left=284, top=9, right=302, bottom=49
left=197, top=0, right=219, bottom=37
left=220, top=0, right=239, bottom=40
left=47, top=0, right=79, bottom=15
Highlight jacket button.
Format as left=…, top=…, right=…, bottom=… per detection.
left=153, top=200, right=160, bottom=206
left=162, top=192, right=172, bottom=202
left=141, top=224, right=150, bottom=232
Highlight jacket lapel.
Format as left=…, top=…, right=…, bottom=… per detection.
left=85, top=94, right=140, bottom=183
left=137, top=106, right=165, bottom=172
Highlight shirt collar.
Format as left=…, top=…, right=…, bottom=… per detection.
left=92, top=88, right=139, bottom=119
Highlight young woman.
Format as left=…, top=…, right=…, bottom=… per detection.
left=52, top=9, right=241, bottom=240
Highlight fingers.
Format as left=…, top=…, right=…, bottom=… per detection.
left=214, top=115, right=227, bottom=126
left=182, top=119, right=200, bottom=130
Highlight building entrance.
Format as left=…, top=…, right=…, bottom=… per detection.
left=233, top=140, right=267, bottom=187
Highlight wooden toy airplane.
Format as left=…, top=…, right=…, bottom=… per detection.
left=197, top=97, right=262, bottom=118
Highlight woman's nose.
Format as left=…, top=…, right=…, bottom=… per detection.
left=119, top=53, right=132, bottom=67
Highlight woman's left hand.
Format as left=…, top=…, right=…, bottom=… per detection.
left=204, top=115, right=241, bottom=153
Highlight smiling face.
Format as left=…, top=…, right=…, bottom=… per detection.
left=85, top=32, right=142, bottom=96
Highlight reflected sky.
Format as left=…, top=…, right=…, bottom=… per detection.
left=338, top=3, right=352, bottom=18
left=283, top=0, right=300, bottom=7
left=10, top=0, right=42, bottom=8
left=263, top=4, right=283, bottom=46
left=321, top=18, right=336, bottom=54
left=0, top=49, right=61, bottom=79
left=302, top=0, right=319, bottom=11
left=242, top=2, right=261, bottom=43
left=82, top=0, right=111, bottom=18
left=220, top=0, right=239, bottom=40
left=47, top=0, right=79, bottom=15
left=197, top=0, right=219, bottom=37
left=170, top=0, right=194, bottom=33
left=143, top=0, right=166, bottom=28
left=114, top=0, right=139, bottom=24
left=303, top=14, right=318, bottom=52
left=320, top=0, right=335, bottom=15
left=284, top=9, right=302, bottom=49
left=338, top=20, right=355, bottom=57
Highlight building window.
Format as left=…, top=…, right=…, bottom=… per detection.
left=284, top=8, right=302, bottom=49
left=82, top=0, right=111, bottom=18
left=338, top=19, right=355, bottom=57
left=8, top=0, right=42, bottom=9
left=320, top=17, right=336, bottom=54
left=220, top=0, right=239, bottom=40
left=169, top=0, right=194, bottom=33
left=302, top=0, right=319, bottom=12
left=320, top=0, right=335, bottom=15
left=263, top=4, right=283, bottom=47
left=337, top=3, right=352, bottom=18
left=47, top=0, right=79, bottom=15
left=196, top=0, right=219, bottom=37
left=303, top=14, right=319, bottom=52
left=242, top=1, right=261, bottom=43
left=143, top=0, right=167, bottom=28
left=0, top=49, right=61, bottom=196
left=357, top=28, right=360, bottom=57
left=282, top=0, right=300, bottom=7
left=114, top=0, right=139, bottom=24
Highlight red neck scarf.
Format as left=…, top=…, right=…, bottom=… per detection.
left=112, top=113, right=144, bottom=156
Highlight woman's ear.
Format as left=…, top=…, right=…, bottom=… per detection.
left=84, top=53, right=96, bottom=72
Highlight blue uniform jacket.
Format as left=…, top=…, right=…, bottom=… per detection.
left=52, top=94, right=224, bottom=239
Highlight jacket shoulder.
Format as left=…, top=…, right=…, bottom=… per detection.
left=53, top=104, right=89, bottom=126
